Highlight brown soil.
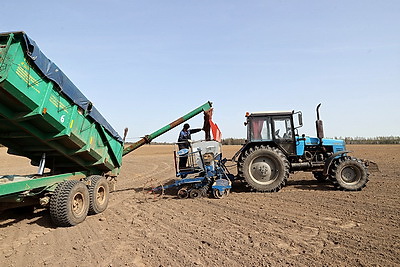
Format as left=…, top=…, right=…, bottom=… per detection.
left=0, top=145, right=399, bottom=266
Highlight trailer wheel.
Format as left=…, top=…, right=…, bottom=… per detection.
left=238, top=146, right=289, bottom=192
left=87, top=175, right=110, bottom=215
left=329, top=157, right=369, bottom=191
left=50, top=180, right=89, bottom=227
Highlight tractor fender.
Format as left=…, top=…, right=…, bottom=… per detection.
left=323, top=150, right=351, bottom=176
left=232, top=142, right=264, bottom=162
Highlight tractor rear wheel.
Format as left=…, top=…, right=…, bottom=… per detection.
left=87, top=175, right=110, bottom=215
left=50, top=180, right=89, bottom=227
left=329, top=157, right=369, bottom=191
left=238, top=146, right=289, bottom=192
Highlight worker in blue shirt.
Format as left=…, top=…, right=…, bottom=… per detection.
left=177, top=123, right=202, bottom=169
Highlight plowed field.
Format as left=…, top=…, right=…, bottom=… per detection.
left=0, top=145, right=399, bottom=266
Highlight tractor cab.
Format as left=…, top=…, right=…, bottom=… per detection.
left=245, top=110, right=303, bottom=156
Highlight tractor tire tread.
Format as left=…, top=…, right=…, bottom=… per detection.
left=329, top=156, right=369, bottom=191
left=238, top=145, right=289, bottom=192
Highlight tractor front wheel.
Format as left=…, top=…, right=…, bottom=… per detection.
left=238, top=146, right=289, bottom=192
left=329, top=157, right=369, bottom=191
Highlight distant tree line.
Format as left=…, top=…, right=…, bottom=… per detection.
left=221, top=138, right=246, bottom=145
left=125, top=139, right=247, bottom=146
left=339, top=136, right=400, bottom=144
left=222, top=136, right=400, bottom=145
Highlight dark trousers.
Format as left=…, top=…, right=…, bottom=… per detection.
left=179, top=156, right=188, bottom=170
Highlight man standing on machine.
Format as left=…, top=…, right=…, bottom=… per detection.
left=177, top=123, right=202, bottom=169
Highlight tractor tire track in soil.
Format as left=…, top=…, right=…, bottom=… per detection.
left=0, top=145, right=399, bottom=266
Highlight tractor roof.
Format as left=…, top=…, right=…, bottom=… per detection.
left=247, top=110, right=294, bottom=117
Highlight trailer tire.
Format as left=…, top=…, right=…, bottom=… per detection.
left=329, top=157, right=369, bottom=191
left=87, top=175, right=110, bottom=215
left=238, top=146, right=289, bottom=192
left=50, top=180, right=89, bottom=227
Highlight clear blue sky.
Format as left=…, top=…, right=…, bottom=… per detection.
left=3, top=1, right=399, bottom=142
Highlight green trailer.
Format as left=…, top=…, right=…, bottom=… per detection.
left=0, top=31, right=212, bottom=226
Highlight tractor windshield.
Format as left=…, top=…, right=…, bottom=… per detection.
left=273, top=118, right=292, bottom=140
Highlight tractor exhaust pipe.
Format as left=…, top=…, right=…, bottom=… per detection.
left=316, top=103, right=324, bottom=139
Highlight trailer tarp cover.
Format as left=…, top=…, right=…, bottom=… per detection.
left=19, top=32, right=122, bottom=142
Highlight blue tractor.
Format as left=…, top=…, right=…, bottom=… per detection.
left=234, top=104, right=370, bottom=192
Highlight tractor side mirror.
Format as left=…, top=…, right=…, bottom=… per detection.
left=294, top=111, right=303, bottom=129
left=298, top=113, right=303, bottom=126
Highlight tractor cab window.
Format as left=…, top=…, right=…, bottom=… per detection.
left=273, top=118, right=292, bottom=140
left=249, top=117, right=272, bottom=141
